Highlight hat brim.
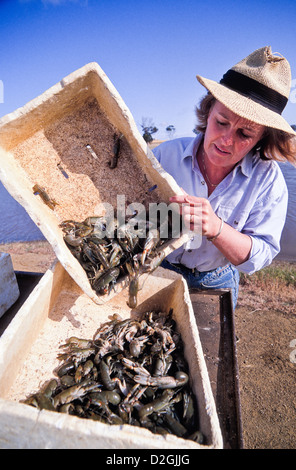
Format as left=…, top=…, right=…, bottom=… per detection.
left=196, top=75, right=296, bottom=136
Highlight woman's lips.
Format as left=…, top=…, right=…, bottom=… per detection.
left=215, top=144, right=231, bottom=155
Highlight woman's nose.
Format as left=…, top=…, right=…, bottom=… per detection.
left=221, top=129, right=234, bottom=146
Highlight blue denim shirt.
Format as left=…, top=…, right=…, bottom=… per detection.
left=152, top=134, right=288, bottom=274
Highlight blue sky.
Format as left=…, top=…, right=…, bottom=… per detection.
left=0, top=0, right=296, bottom=140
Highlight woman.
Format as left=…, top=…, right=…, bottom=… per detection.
left=153, top=46, right=296, bottom=309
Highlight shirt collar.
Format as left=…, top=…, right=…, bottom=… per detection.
left=235, top=151, right=255, bottom=177
left=181, top=134, right=203, bottom=162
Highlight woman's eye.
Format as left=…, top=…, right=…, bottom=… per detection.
left=239, top=130, right=251, bottom=139
left=217, top=120, right=227, bottom=126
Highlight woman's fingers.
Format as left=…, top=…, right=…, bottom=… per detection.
left=170, top=194, right=202, bottom=205
left=170, top=194, right=219, bottom=236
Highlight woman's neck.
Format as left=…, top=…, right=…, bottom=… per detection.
left=197, top=144, right=234, bottom=195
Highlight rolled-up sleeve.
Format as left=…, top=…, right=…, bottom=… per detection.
left=237, top=179, right=288, bottom=274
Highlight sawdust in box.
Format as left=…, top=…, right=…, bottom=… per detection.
left=0, top=263, right=223, bottom=449
left=0, top=62, right=192, bottom=306
left=13, top=97, right=163, bottom=222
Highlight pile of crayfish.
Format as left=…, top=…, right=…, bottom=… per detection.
left=22, top=310, right=203, bottom=443
left=60, top=213, right=173, bottom=306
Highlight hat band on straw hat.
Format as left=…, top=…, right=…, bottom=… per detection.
left=220, top=69, right=288, bottom=115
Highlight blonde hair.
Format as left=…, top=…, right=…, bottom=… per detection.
left=195, top=92, right=296, bottom=163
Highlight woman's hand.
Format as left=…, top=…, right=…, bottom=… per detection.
left=169, top=190, right=252, bottom=266
left=169, top=193, right=221, bottom=238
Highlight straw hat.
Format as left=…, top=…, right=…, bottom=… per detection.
left=197, top=46, right=296, bottom=136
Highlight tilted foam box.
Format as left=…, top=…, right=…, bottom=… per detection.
left=0, top=262, right=223, bottom=448
left=0, top=62, right=193, bottom=305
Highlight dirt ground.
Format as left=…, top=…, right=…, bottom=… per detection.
left=0, top=240, right=295, bottom=449
left=234, top=273, right=296, bottom=449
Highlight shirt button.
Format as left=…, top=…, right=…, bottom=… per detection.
left=187, top=249, right=192, bottom=253
left=201, top=180, right=205, bottom=185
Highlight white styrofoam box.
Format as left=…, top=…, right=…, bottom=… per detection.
left=0, top=262, right=223, bottom=449
left=0, top=62, right=192, bottom=305
left=0, top=253, right=19, bottom=318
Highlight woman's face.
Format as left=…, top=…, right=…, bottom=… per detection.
left=203, top=100, right=265, bottom=170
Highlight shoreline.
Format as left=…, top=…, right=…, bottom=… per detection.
left=0, top=238, right=295, bottom=269
left=0, top=239, right=56, bottom=273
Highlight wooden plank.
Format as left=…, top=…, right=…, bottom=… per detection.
left=190, top=289, right=244, bottom=449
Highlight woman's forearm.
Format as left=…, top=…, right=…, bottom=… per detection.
left=211, top=221, right=252, bottom=266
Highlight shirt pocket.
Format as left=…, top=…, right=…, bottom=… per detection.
left=216, top=204, right=249, bottom=232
